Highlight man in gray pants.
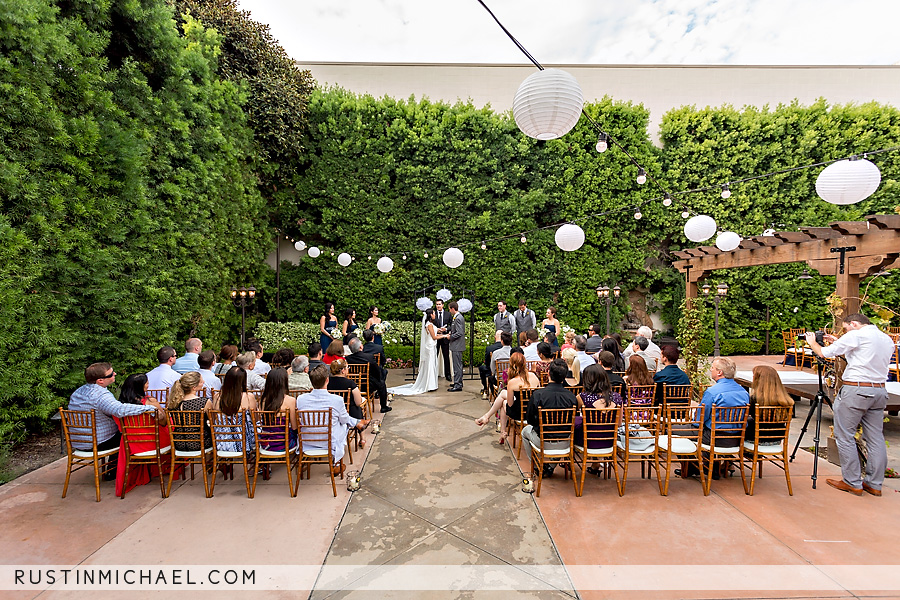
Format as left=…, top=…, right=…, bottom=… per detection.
left=447, top=301, right=465, bottom=392
left=806, top=313, right=895, bottom=496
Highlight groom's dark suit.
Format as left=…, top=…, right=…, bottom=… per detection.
left=434, top=308, right=452, bottom=381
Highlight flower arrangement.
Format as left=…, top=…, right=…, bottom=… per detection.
left=373, top=321, right=391, bottom=335
left=385, top=357, right=413, bottom=369
left=329, top=327, right=342, bottom=340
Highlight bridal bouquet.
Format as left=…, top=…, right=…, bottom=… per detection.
left=373, top=321, right=391, bottom=335
left=329, top=327, right=342, bottom=339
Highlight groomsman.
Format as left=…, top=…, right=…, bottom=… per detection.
left=514, top=299, right=537, bottom=337
left=493, top=301, right=514, bottom=335
left=434, top=299, right=452, bottom=382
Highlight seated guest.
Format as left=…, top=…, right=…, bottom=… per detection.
left=522, top=359, right=577, bottom=477
left=475, top=353, right=540, bottom=445
left=213, top=344, right=238, bottom=376
left=575, top=365, right=621, bottom=473
left=361, top=329, right=388, bottom=381
left=210, top=366, right=257, bottom=454
left=585, top=325, right=603, bottom=354
left=624, top=355, right=655, bottom=406
left=532, top=342, right=554, bottom=379
left=298, top=364, right=369, bottom=475
left=345, top=337, right=390, bottom=414
left=173, top=338, right=202, bottom=374
left=561, top=330, right=575, bottom=351
left=489, top=331, right=513, bottom=385
left=307, top=342, right=325, bottom=371
left=120, top=373, right=169, bottom=428
left=746, top=365, right=793, bottom=444
left=117, top=373, right=173, bottom=495
left=328, top=359, right=368, bottom=447
left=544, top=331, right=559, bottom=352
left=699, top=357, right=750, bottom=479
left=479, top=331, right=503, bottom=396
left=626, top=336, right=658, bottom=372
left=197, top=350, right=223, bottom=395
left=573, top=335, right=596, bottom=376
left=236, top=351, right=266, bottom=391
left=257, top=367, right=297, bottom=452
left=323, top=340, right=344, bottom=365
left=167, top=371, right=212, bottom=452
left=289, top=355, right=313, bottom=391
left=522, top=329, right=540, bottom=361
left=244, top=339, right=271, bottom=375
left=270, top=348, right=295, bottom=370
left=623, top=326, right=661, bottom=365
left=598, top=351, right=626, bottom=389
left=561, top=347, right=579, bottom=385
left=68, top=363, right=160, bottom=481
left=518, top=331, right=528, bottom=348
left=653, top=345, right=690, bottom=386
left=601, top=337, right=627, bottom=372
left=146, top=346, right=181, bottom=393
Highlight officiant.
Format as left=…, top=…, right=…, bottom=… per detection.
left=434, top=299, right=452, bottom=382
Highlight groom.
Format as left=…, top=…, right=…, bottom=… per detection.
left=447, top=301, right=465, bottom=392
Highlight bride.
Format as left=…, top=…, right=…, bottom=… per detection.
left=388, top=308, right=448, bottom=395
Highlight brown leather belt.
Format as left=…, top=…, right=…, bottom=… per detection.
left=842, top=381, right=886, bottom=388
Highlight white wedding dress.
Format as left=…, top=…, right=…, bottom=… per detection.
left=388, top=316, right=439, bottom=395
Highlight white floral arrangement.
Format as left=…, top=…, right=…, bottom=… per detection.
left=329, top=327, right=342, bottom=339
left=457, top=298, right=473, bottom=313
left=415, top=297, right=434, bottom=311
left=373, top=321, right=391, bottom=335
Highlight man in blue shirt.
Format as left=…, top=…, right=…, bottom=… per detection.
left=172, top=338, right=202, bottom=374
left=697, top=357, right=749, bottom=480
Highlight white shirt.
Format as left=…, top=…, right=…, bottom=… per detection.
left=821, top=325, right=894, bottom=382
left=252, top=359, right=271, bottom=375
left=623, top=339, right=661, bottom=362
left=576, top=351, right=596, bottom=369
left=198, top=368, right=223, bottom=393
left=146, top=363, right=181, bottom=392
left=523, top=344, right=540, bottom=361
left=247, top=371, right=267, bottom=391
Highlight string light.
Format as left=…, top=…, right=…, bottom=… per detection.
left=721, top=183, right=731, bottom=199
left=424, top=252, right=429, bottom=258
left=402, top=254, right=407, bottom=260
left=681, top=209, right=690, bottom=219
left=481, top=241, right=487, bottom=250
left=636, top=168, right=647, bottom=185
left=634, top=210, right=642, bottom=220
left=520, top=234, right=527, bottom=243
left=663, top=193, right=672, bottom=207
left=595, top=132, right=608, bottom=153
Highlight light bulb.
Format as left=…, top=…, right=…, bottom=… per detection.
left=634, top=211, right=642, bottom=220
left=424, top=252, right=429, bottom=258
left=721, top=183, right=731, bottom=199
left=481, top=242, right=486, bottom=250
left=663, top=193, right=672, bottom=207
left=368, top=256, right=372, bottom=260
left=681, top=210, right=690, bottom=219
left=636, top=169, right=647, bottom=185
left=331, top=252, right=335, bottom=256
left=595, top=133, right=608, bottom=153
left=520, top=235, right=527, bottom=243
left=402, top=254, right=407, bottom=260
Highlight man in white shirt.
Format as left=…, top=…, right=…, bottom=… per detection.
left=196, top=350, right=222, bottom=394
left=623, top=326, right=661, bottom=364
left=806, top=313, right=894, bottom=497
left=146, top=346, right=181, bottom=394
left=237, top=351, right=267, bottom=390
left=172, top=338, right=202, bottom=374
left=522, top=329, right=540, bottom=361
left=573, top=335, right=596, bottom=372
left=245, top=340, right=271, bottom=375
left=626, top=336, right=658, bottom=372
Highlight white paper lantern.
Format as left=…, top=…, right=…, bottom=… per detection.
left=554, top=223, right=585, bottom=252
left=458, top=298, right=473, bottom=313
left=684, top=215, right=717, bottom=242
left=415, top=297, right=433, bottom=311
left=815, top=159, right=881, bottom=205
left=763, top=228, right=776, bottom=237
left=337, top=253, right=352, bottom=267
left=442, top=247, right=464, bottom=269
left=294, top=240, right=306, bottom=251
left=513, top=69, right=584, bottom=141
left=436, top=288, right=452, bottom=301
left=307, top=246, right=321, bottom=258
left=715, top=231, right=742, bottom=252
left=376, top=256, right=393, bottom=273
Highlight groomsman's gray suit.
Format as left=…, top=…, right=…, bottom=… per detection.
left=449, top=309, right=466, bottom=390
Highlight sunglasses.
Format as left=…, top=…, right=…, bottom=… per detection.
left=102, top=371, right=116, bottom=379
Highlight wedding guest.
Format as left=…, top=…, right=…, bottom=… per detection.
left=365, top=305, right=383, bottom=345
left=544, top=331, right=559, bottom=352
left=654, top=345, right=690, bottom=386
left=601, top=337, right=626, bottom=372
left=320, top=303, right=338, bottom=351
left=489, top=331, right=513, bottom=383
left=518, top=331, right=528, bottom=348
left=561, top=330, right=576, bottom=351
left=575, top=365, right=621, bottom=472
left=361, top=329, right=387, bottom=380
left=522, top=329, right=540, bottom=361
left=120, top=373, right=169, bottom=428
left=561, top=347, right=579, bottom=385
left=197, top=350, right=223, bottom=394
left=213, top=345, right=238, bottom=376
left=532, top=342, right=554, bottom=379
left=289, top=355, right=312, bottom=391
left=479, top=331, right=503, bottom=396
left=323, top=340, right=344, bottom=365
left=574, top=335, right=596, bottom=374
left=624, top=354, right=655, bottom=406
left=116, top=372, right=173, bottom=495
left=307, top=342, right=325, bottom=371
left=328, top=359, right=368, bottom=447
left=210, top=366, right=257, bottom=454
left=541, top=308, right=561, bottom=343
left=746, top=365, right=793, bottom=443
left=475, top=352, right=539, bottom=445
left=244, top=339, right=270, bottom=375
left=585, top=325, right=603, bottom=354
left=626, top=336, right=658, bottom=372
left=257, top=368, right=297, bottom=451
left=623, top=326, right=661, bottom=364
left=270, top=348, right=295, bottom=370
left=598, top=351, right=626, bottom=389
left=523, top=359, right=577, bottom=478
left=146, top=346, right=181, bottom=393
left=346, top=337, right=391, bottom=414
left=167, top=371, right=212, bottom=452
left=173, top=338, right=203, bottom=374
left=236, top=351, right=266, bottom=390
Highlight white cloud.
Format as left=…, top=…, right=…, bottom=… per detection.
left=234, top=0, right=900, bottom=65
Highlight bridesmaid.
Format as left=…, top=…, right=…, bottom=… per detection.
left=542, top=308, right=561, bottom=341
left=341, top=308, right=358, bottom=343
left=365, top=305, right=383, bottom=345
left=320, top=302, right=338, bottom=351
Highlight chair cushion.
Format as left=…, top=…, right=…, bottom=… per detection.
left=302, top=449, right=329, bottom=458
left=574, top=444, right=614, bottom=457
left=133, top=445, right=171, bottom=457
left=216, top=450, right=244, bottom=458
left=73, top=448, right=118, bottom=459
left=700, top=443, right=741, bottom=453
left=259, top=444, right=299, bottom=457
left=529, top=441, right=571, bottom=456
left=174, top=448, right=212, bottom=458
left=658, top=435, right=697, bottom=454
left=743, top=440, right=784, bottom=454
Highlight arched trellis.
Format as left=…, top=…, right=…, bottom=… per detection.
left=673, top=214, right=900, bottom=320
left=408, top=283, right=479, bottom=382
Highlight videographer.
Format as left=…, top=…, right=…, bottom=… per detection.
left=805, top=313, right=895, bottom=497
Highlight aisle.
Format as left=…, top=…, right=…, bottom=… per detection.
left=310, top=385, right=577, bottom=598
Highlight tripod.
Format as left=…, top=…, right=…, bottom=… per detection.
left=789, top=355, right=832, bottom=489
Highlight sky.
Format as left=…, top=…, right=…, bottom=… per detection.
left=234, top=0, right=900, bottom=65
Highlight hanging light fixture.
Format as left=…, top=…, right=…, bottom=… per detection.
left=307, top=246, right=321, bottom=258
left=815, top=157, right=881, bottom=205
left=798, top=269, right=813, bottom=280
left=681, top=209, right=690, bottom=219
left=520, top=234, right=527, bottom=243
left=512, top=69, right=584, bottom=140
left=442, top=247, right=464, bottom=268
left=684, top=215, right=717, bottom=242
left=554, top=223, right=585, bottom=252
left=715, top=231, right=742, bottom=252
left=376, top=256, right=394, bottom=273
left=293, top=240, right=306, bottom=251
left=480, top=241, right=487, bottom=250
left=636, top=168, right=647, bottom=185
left=423, top=252, right=429, bottom=258
left=595, top=132, right=609, bottom=153
left=663, top=193, right=672, bottom=207
left=634, top=210, right=642, bottom=220
left=337, top=253, right=352, bottom=267
left=721, top=183, right=731, bottom=199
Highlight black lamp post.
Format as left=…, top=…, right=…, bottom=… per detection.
left=231, top=286, right=256, bottom=349
left=595, top=284, right=621, bottom=336
left=702, top=283, right=729, bottom=357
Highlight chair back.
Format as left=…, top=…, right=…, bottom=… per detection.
left=627, top=384, right=656, bottom=406
left=537, top=370, right=550, bottom=387
left=252, top=410, right=292, bottom=453
left=709, top=405, right=748, bottom=448
left=580, top=406, right=620, bottom=449
left=510, top=388, right=533, bottom=423
left=147, top=389, right=168, bottom=403
left=330, top=389, right=354, bottom=413
left=494, top=359, right=510, bottom=378
left=167, top=410, right=208, bottom=451
left=623, top=404, right=659, bottom=427
left=208, top=409, right=248, bottom=454
left=346, top=371, right=365, bottom=391
left=751, top=405, right=792, bottom=445
left=611, top=382, right=625, bottom=399
left=789, top=327, right=805, bottom=340
left=537, top=407, right=575, bottom=447
left=248, top=389, right=264, bottom=402
left=525, top=361, right=542, bottom=373
left=565, top=385, right=583, bottom=397
left=297, top=409, right=333, bottom=449
left=120, top=413, right=162, bottom=454
left=663, top=405, right=702, bottom=438
left=60, top=409, right=99, bottom=453
left=662, top=384, right=692, bottom=409
left=288, top=389, right=309, bottom=399
left=347, top=363, right=370, bottom=396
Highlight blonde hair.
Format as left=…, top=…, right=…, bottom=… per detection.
left=751, top=365, right=793, bottom=407
left=564, top=330, right=575, bottom=343
left=561, top=347, right=576, bottom=365
left=168, top=371, right=202, bottom=409
left=330, top=358, right=347, bottom=375
left=712, top=357, right=737, bottom=379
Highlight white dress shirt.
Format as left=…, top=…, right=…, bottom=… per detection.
left=822, top=325, right=894, bottom=382
left=523, top=344, right=540, bottom=361
left=198, top=368, right=223, bottom=393
left=146, top=363, right=181, bottom=392
left=252, top=359, right=271, bottom=375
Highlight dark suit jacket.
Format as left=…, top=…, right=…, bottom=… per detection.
left=346, top=351, right=388, bottom=401
left=362, top=342, right=386, bottom=366
left=526, top=382, right=576, bottom=438
left=434, top=309, right=452, bottom=331
left=605, top=368, right=626, bottom=389
left=483, top=341, right=502, bottom=366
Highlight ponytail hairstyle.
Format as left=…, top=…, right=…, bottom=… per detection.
left=167, top=372, right=202, bottom=410
left=120, top=374, right=148, bottom=405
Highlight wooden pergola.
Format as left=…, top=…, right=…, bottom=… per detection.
left=673, top=214, right=900, bottom=319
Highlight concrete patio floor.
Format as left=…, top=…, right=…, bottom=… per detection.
left=1, top=356, right=898, bottom=599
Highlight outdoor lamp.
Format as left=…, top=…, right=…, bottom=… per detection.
left=716, top=283, right=728, bottom=297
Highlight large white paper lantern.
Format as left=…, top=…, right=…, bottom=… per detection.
left=815, top=159, right=881, bottom=205
left=684, top=215, right=717, bottom=242
left=442, top=247, right=464, bottom=269
left=415, top=297, right=433, bottom=311
left=513, top=69, right=584, bottom=141
left=337, top=252, right=352, bottom=267
left=307, top=246, right=321, bottom=258
left=554, top=223, right=585, bottom=252
left=294, top=240, right=306, bottom=251
left=436, top=288, right=452, bottom=301
left=458, top=299, right=473, bottom=313
left=715, top=231, right=742, bottom=252
left=376, top=256, right=393, bottom=273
